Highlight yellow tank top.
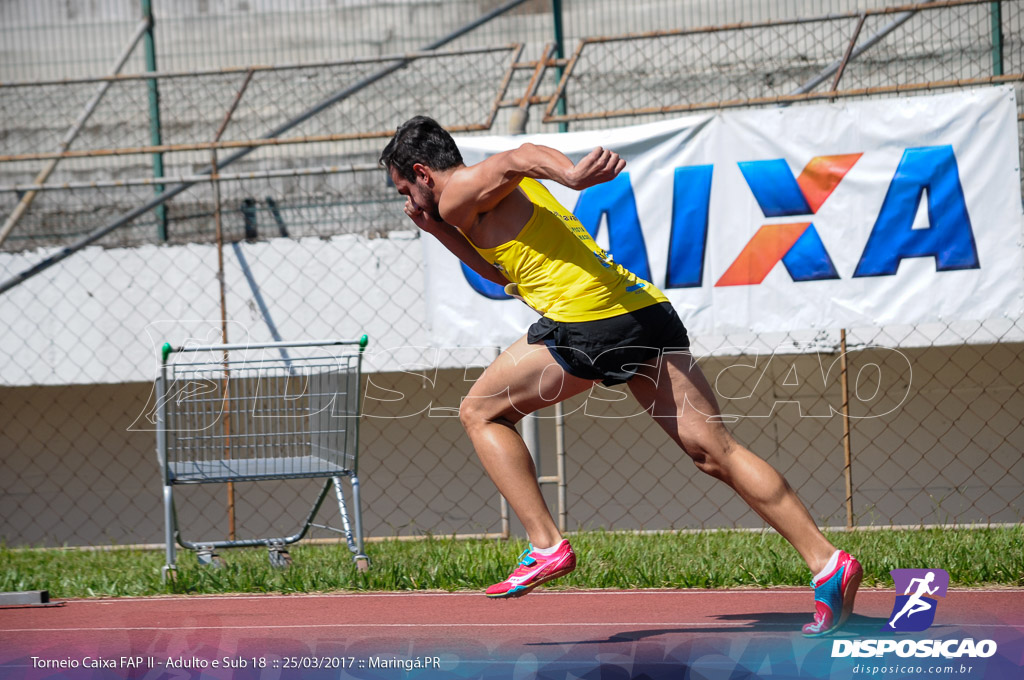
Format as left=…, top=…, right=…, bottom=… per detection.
left=467, top=178, right=668, bottom=322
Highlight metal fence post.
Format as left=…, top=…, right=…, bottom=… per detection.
left=554, top=402, right=567, bottom=534
left=840, top=329, right=855, bottom=529
left=523, top=412, right=541, bottom=470
left=211, top=69, right=254, bottom=541
left=140, top=0, right=168, bottom=242
left=551, top=0, right=569, bottom=133
left=991, top=2, right=1004, bottom=76
left=550, top=0, right=570, bottom=529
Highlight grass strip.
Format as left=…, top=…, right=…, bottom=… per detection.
left=1, top=527, right=1020, bottom=599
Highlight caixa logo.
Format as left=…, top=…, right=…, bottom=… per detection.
left=463, top=144, right=980, bottom=298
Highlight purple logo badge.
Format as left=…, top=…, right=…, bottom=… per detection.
left=882, top=569, right=950, bottom=632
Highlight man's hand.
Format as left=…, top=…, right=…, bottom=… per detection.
left=404, top=197, right=444, bottom=232
left=564, top=147, right=626, bottom=191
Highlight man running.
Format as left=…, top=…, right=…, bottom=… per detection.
left=379, top=115, right=862, bottom=637
left=889, top=571, right=939, bottom=628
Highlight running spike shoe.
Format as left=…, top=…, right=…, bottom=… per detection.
left=486, top=539, right=576, bottom=598
left=802, top=550, right=863, bottom=637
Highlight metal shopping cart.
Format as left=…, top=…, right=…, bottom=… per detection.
left=154, top=337, right=369, bottom=579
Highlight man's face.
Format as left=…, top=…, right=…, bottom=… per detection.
left=389, top=165, right=441, bottom=222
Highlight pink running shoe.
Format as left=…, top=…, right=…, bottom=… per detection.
left=486, top=540, right=576, bottom=598
left=802, top=550, right=863, bottom=637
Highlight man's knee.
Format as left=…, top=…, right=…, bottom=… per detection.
left=679, top=435, right=733, bottom=479
left=459, top=397, right=516, bottom=432
left=682, top=441, right=719, bottom=477
left=458, top=398, right=484, bottom=431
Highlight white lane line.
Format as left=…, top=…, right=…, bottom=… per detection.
left=2, top=622, right=1021, bottom=633
left=77, top=589, right=1024, bottom=603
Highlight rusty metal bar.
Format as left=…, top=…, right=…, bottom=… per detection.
left=830, top=12, right=868, bottom=94
left=0, top=164, right=382, bottom=193
left=524, top=43, right=557, bottom=107
left=0, top=16, right=151, bottom=249
left=791, top=1, right=943, bottom=97
left=572, top=14, right=862, bottom=46
left=208, top=70, right=254, bottom=542
left=512, top=57, right=569, bottom=70
left=840, top=329, right=855, bottom=529
left=521, top=44, right=557, bottom=108
left=544, top=0, right=983, bottom=122
left=543, top=73, right=1024, bottom=123
left=543, top=36, right=587, bottom=122
left=510, top=43, right=556, bottom=134
left=0, top=44, right=520, bottom=164
left=498, top=94, right=556, bottom=109
left=483, top=44, right=526, bottom=133
left=0, top=45, right=524, bottom=89
left=0, top=123, right=501, bottom=164
left=561, top=0, right=990, bottom=47
left=214, top=70, right=255, bottom=144
left=212, top=149, right=233, bottom=542
left=0, top=164, right=381, bottom=193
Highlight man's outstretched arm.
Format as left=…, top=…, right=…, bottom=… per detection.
left=439, top=144, right=625, bottom=228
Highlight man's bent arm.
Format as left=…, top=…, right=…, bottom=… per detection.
left=440, top=144, right=624, bottom=228
left=419, top=219, right=509, bottom=287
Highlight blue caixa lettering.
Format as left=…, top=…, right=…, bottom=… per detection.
left=461, top=145, right=978, bottom=297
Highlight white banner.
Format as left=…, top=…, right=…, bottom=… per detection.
left=423, top=87, right=1023, bottom=349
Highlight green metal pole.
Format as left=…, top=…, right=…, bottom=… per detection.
left=990, top=2, right=1004, bottom=76
left=141, top=0, right=168, bottom=241
left=552, top=0, right=568, bottom=133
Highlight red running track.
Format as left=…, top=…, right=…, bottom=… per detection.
left=2, top=588, right=1022, bottom=679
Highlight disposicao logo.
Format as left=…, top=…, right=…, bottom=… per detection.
left=883, top=568, right=949, bottom=633
left=831, top=568, right=998, bottom=660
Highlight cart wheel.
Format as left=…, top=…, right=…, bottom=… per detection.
left=268, top=548, right=292, bottom=569
left=355, top=556, right=370, bottom=573
left=197, top=549, right=225, bottom=568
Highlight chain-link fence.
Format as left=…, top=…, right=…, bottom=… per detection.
left=1, top=0, right=1021, bottom=549
left=2, top=0, right=924, bottom=81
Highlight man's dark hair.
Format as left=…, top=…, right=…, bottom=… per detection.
left=379, top=116, right=463, bottom=181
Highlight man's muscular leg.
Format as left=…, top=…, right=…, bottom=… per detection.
left=459, top=335, right=594, bottom=549
left=627, top=351, right=837, bottom=574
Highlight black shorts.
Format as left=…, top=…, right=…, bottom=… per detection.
left=526, top=301, right=691, bottom=386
